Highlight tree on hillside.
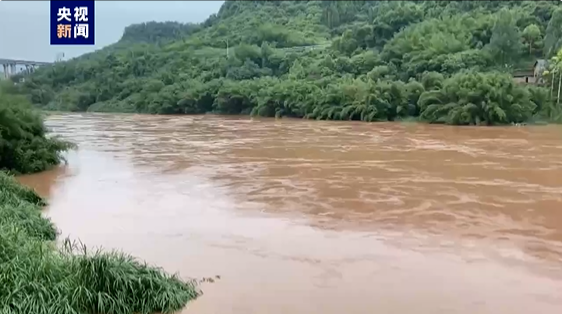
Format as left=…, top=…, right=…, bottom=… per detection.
left=544, top=9, right=562, bottom=58
left=487, top=9, right=524, bottom=66
left=522, top=24, right=541, bottom=55
left=550, top=49, right=562, bottom=106
left=371, top=2, right=424, bottom=48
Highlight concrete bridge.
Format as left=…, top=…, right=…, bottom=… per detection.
left=0, top=58, right=52, bottom=79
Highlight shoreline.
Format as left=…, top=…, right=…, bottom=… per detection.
left=41, top=109, right=556, bottom=127
left=0, top=172, right=200, bottom=314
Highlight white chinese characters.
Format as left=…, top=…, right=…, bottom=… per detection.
left=54, top=4, right=92, bottom=43
left=74, top=24, right=89, bottom=39
left=56, top=6, right=90, bottom=39
left=74, top=7, right=88, bottom=22
left=56, top=7, right=71, bottom=22
left=72, top=6, right=90, bottom=38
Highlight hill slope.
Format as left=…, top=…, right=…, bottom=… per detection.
left=12, top=0, right=562, bottom=125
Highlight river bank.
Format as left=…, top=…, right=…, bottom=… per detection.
left=40, top=108, right=560, bottom=129
left=0, top=88, right=201, bottom=313
left=0, top=172, right=200, bottom=314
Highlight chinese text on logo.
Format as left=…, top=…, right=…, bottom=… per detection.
left=50, top=1, right=95, bottom=45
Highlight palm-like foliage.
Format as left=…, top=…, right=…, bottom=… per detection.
left=419, top=71, right=535, bottom=125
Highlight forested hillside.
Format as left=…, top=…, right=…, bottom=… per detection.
left=12, top=0, right=562, bottom=125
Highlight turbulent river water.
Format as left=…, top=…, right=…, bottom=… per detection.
left=18, top=113, right=562, bottom=314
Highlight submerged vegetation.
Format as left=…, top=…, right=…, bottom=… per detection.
left=0, top=87, right=200, bottom=312
left=10, top=1, right=562, bottom=126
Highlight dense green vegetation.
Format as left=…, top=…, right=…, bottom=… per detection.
left=0, top=82, right=73, bottom=174
left=0, top=84, right=201, bottom=313
left=11, top=0, right=562, bottom=125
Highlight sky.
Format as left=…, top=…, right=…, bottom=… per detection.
left=0, top=1, right=224, bottom=63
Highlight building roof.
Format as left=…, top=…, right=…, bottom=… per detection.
left=534, top=59, right=548, bottom=69
left=513, top=70, right=534, bottom=77
left=533, top=59, right=549, bottom=77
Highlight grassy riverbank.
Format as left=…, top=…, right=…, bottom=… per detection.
left=0, top=173, right=200, bottom=314
left=1, top=84, right=201, bottom=313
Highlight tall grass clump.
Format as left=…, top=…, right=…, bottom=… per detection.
left=0, top=172, right=201, bottom=314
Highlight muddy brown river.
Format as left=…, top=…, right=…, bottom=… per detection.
left=18, top=113, right=562, bottom=314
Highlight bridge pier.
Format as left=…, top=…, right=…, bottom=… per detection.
left=0, top=58, right=51, bottom=79
left=2, top=63, right=18, bottom=79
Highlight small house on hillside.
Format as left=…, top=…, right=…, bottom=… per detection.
left=513, top=59, right=549, bottom=85
left=513, top=69, right=535, bottom=84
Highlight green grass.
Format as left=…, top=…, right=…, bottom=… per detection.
left=0, top=172, right=200, bottom=314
